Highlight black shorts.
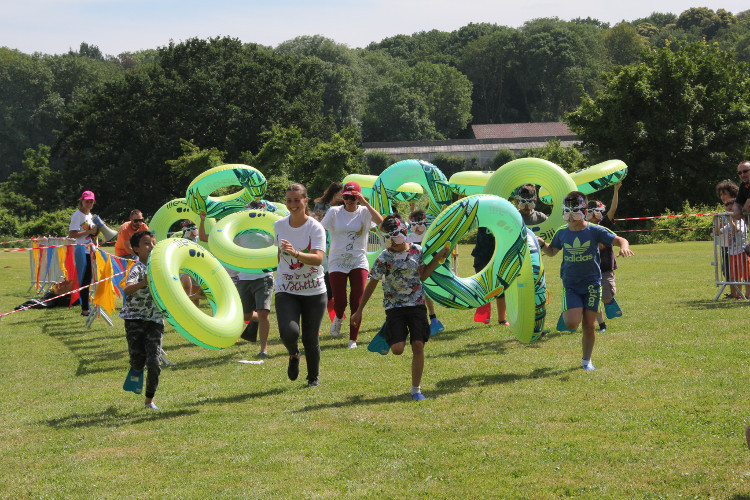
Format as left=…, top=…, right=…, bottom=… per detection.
left=385, top=305, right=430, bottom=346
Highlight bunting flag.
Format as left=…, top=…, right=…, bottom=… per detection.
left=33, top=239, right=44, bottom=293
left=64, top=245, right=80, bottom=307
left=109, top=257, right=124, bottom=299
left=74, top=244, right=88, bottom=287
left=57, top=246, right=68, bottom=279
left=93, top=250, right=116, bottom=316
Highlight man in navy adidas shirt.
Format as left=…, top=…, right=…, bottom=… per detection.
left=538, top=191, right=634, bottom=371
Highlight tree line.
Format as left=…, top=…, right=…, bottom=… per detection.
left=1, top=7, right=749, bottom=236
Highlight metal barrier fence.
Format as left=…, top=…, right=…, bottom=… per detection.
left=712, top=212, right=750, bottom=301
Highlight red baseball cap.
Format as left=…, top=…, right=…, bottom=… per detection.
left=342, top=182, right=361, bottom=195
left=80, top=190, right=95, bottom=201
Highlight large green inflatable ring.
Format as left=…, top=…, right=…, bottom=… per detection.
left=344, top=173, right=424, bottom=203
left=186, top=164, right=267, bottom=219
left=370, top=160, right=454, bottom=223
left=208, top=210, right=281, bottom=274
left=506, top=228, right=548, bottom=343
left=538, top=159, right=628, bottom=203
left=150, top=198, right=213, bottom=250
left=421, top=194, right=527, bottom=310
left=483, top=158, right=576, bottom=242
left=448, top=171, right=494, bottom=196
left=148, top=238, right=244, bottom=349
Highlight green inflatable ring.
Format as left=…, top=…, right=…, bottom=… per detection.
left=259, top=200, right=289, bottom=217
left=370, top=160, right=453, bottom=223
left=343, top=173, right=424, bottom=202
left=421, top=194, right=527, bottom=310
left=506, top=228, right=547, bottom=343
left=148, top=238, right=244, bottom=349
left=186, top=164, right=267, bottom=219
left=538, top=160, right=628, bottom=203
left=208, top=209, right=281, bottom=273
left=150, top=198, right=213, bottom=250
left=448, top=171, right=494, bottom=196
left=483, top=158, right=576, bottom=242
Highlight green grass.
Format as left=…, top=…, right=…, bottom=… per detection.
left=1, top=241, right=750, bottom=498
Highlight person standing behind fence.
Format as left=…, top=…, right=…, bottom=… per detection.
left=732, top=161, right=750, bottom=220
left=716, top=181, right=740, bottom=297
left=68, top=190, right=98, bottom=317
left=114, top=210, right=149, bottom=260
left=720, top=198, right=750, bottom=299
left=587, top=181, right=622, bottom=332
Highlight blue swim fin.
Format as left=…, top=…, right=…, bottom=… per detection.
left=367, top=323, right=390, bottom=355
left=122, top=367, right=144, bottom=394
left=604, top=298, right=622, bottom=319
left=557, top=313, right=576, bottom=332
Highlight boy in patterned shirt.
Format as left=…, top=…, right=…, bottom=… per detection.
left=119, top=231, right=164, bottom=409
left=351, top=214, right=449, bottom=401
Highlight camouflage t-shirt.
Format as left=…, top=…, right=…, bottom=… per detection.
left=118, top=261, right=163, bottom=324
left=370, top=244, right=425, bottom=310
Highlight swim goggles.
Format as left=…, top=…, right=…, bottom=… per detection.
left=586, top=202, right=606, bottom=220
left=408, top=218, right=427, bottom=228
left=516, top=196, right=536, bottom=208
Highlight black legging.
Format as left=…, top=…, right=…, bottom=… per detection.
left=275, top=292, right=327, bottom=382
left=80, top=254, right=92, bottom=312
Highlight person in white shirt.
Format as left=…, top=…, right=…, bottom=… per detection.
left=67, top=190, right=99, bottom=317
left=274, top=184, right=328, bottom=387
left=320, top=181, right=383, bottom=348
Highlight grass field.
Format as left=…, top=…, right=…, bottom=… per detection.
left=1, top=241, right=749, bottom=498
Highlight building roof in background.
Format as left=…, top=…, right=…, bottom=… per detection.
left=472, top=122, right=574, bottom=140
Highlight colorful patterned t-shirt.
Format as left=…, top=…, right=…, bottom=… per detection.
left=119, top=260, right=163, bottom=324
left=370, top=244, right=425, bottom=310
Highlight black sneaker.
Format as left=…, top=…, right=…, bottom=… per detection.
left=287, top=351, right=300, bottom=381
left=599, top=322, right=607, bottom=332
left=307, top=379, right=319, bottom=387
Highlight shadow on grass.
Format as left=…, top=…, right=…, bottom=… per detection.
left=683, top=298, right=750, bottom=310
left=166, top=351, right=237, bottom=371
left=184, top=388, right=286, bottom=407
left=294, top=366, right=578, bottom=413
left=729, top=495, right=750, bottom=500
left=430, top=336, right=515, bottom=358
left=43, top=405, right=199, bottom=429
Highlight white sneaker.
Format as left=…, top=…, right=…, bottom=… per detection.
left=348, top=340, right=357, bottom=349
left=330, top=316, right=343, bottom=337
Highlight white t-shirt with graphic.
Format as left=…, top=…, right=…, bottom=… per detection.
left=69, top=210, right=95, bottom=245
left=320, top=205, right=373, bottom=273
left=274, top=216, right=327, bottom=296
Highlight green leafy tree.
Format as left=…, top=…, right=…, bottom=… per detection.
left=492, top=149, right=516, bottom=169
left=166, top=140, right=226, bottom=194
left=604, top=23, right=646, bottom=65
left=517, top=140, right=587, bottom=173
left=0, top=145, right=62, bottom=217
left=567, top=41, right=750, bottom=215
left=361, top=82, right=439, bottom=141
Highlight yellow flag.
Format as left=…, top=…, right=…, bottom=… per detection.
left=92, top=251, right=116, bottom=316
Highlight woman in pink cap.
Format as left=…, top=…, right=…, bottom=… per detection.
left=320, top=181, right=383, bottom=348
left=68, top=190, right=99, bottom=316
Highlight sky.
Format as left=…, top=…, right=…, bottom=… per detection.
left=1, top=0, right=748, bottom=56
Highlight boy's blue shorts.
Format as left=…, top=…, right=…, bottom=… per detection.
left=562, top=283, right=601, bottom=313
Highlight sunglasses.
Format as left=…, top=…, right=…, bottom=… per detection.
left=739, top=169, right=750, bottom=175
left=342, top=194, right=357, bottom=201
left=132, top=219, right=144, bottom=223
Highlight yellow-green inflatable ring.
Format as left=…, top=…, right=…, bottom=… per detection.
left=421, top=194, right=527, bottom=310
left=506, top=228, right=547, bottom=343
left=150, top=198, right=213, bottom=250
left=483, top=158, right=576, bottom=242
left=343, top=173, right=424, bottom=202
left=538, top=160, right=628, bottom=203
left=148, top=239, right=244, bottom=349
left=186, top=164, right=267, bottom=219
left=208, top=210, right=281, bottom=273
left=448, top=171, right=494, bottom=196
left=370, top=160, right=453, bottom=223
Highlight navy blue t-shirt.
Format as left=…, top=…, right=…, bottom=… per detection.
left=550, top=223, right=616, bottom=288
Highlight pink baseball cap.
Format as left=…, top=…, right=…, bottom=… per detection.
left=80, top=190, right=95, bottom=201
left=342, top=182, right=361, bottom=195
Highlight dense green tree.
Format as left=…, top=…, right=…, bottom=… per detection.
left=166, top=139, right=226, bottom=194
left=676, top=7, right=734, bottom=39
left=0, top=145, right=62, bottom=218
left=55, top=37, right=331, bottom=218
left=361, top=82, right=439, bottom=142
left=567, top=41, right=750, bottom=215
left=517, top=139, right=587, bottom=173
left=604, top=23, right=646, bottom=65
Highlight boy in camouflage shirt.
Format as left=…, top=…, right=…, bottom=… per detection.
left=119, top=231, right=164, bottom=409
